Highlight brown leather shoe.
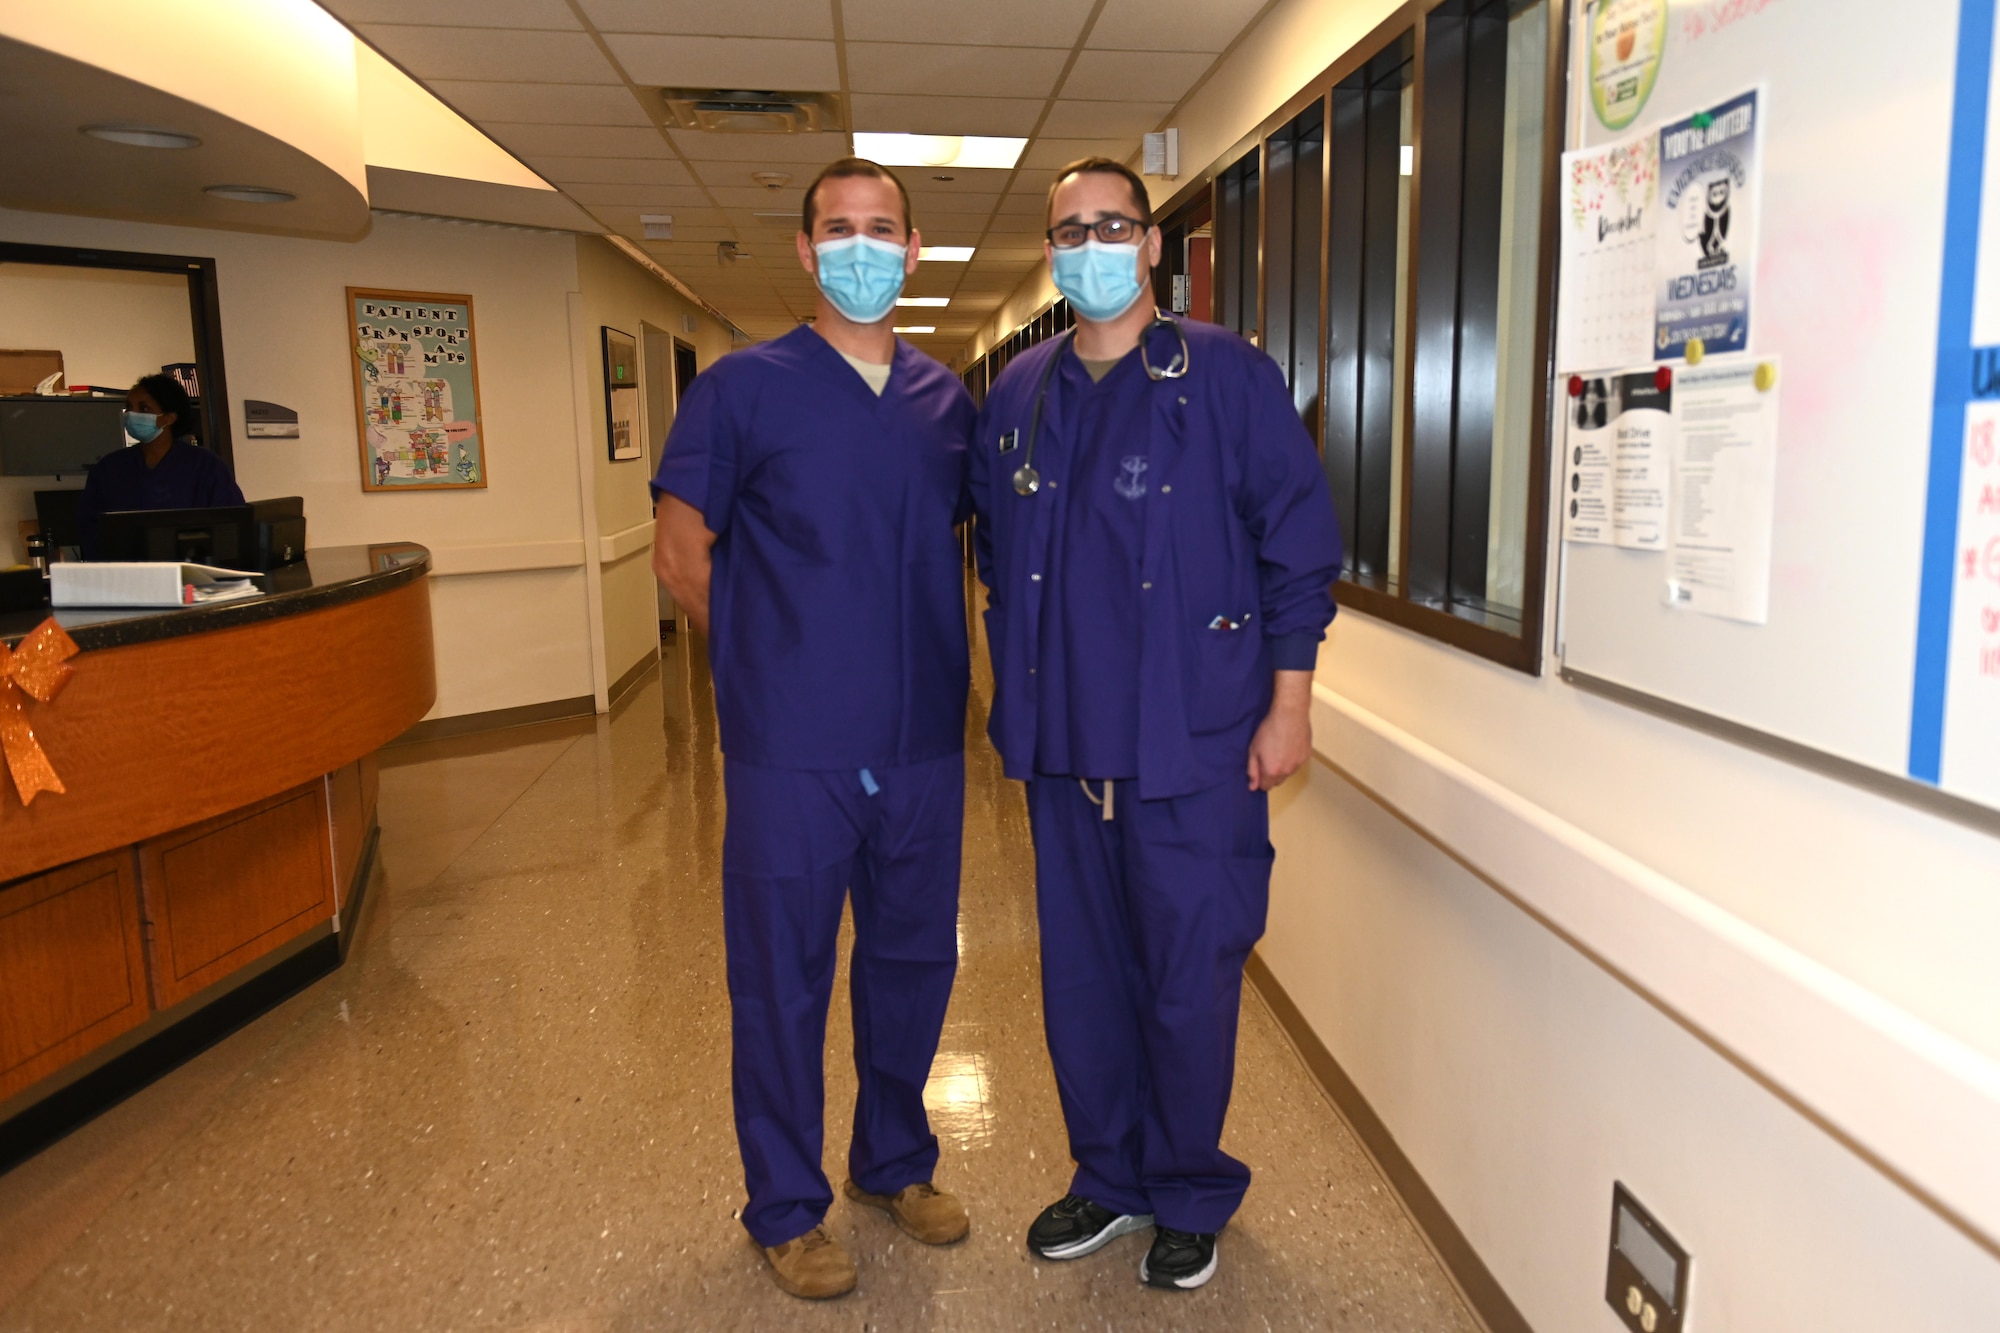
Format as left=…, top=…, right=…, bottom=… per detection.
left=843, top=1179, right=971, bottom=1245
left=760, top=1224, right=857, bottom=1299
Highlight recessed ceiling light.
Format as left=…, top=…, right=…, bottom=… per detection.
left=894, top=326, right=937, bottom=334
left=918, top=247, right=974, bottom=262
left=83, top=125, right=200, bottom=150
left=855, top=133, right=1026, bottom=170
left=896, top=297, right=949, bottom=307
left=204, top=184, right=295, bottom=204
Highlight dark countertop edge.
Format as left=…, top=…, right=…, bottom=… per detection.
left=2, top=547, right=431, bottom=653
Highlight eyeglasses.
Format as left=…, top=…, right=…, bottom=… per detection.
left=1046, top=216, right=1148, bottom=248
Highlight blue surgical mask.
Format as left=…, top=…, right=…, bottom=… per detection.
left=813, top=235, right=908, bottom=324
left=1051, top=239, right=1148, bottom=322
left=124, top=410, right=162, bottom=443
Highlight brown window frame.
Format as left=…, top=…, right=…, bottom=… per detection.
left=1156, top=0, right=1567, bottom=675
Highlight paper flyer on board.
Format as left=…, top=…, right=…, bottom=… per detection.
left=1665, top=360, right=1780, bottom=623
left=1563, top=369, right=1672, bottom=549
left=1556, top=132, right=1660, bottom=373
left=1655, top=89, right=1762, bottom=362
left=1939, top=401, right=2000, bottom=802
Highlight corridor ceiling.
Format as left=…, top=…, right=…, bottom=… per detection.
left=320, top=0, right=1274, bottom=354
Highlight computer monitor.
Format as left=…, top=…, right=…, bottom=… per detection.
left=251, top=496, right=306, bottom=568
left=33, top=490, right=84, bottom=562
left=96, top=505, right=256, bottom=567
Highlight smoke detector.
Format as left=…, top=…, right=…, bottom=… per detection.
left=751, top=171, right=792, bottom=190
left=717, top=241, right=745, bottom=265
left=659, top=89, right=846, bottom=134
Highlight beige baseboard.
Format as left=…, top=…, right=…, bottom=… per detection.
left=391, top=695, right=595, bottom=746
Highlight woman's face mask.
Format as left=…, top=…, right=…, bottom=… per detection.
left=123, top=410, right=162, bottom=443
left=812, top=234, right=909, bottom=325
left=1050, top=239, right=1148, bottom=322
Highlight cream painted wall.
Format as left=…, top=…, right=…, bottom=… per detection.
left=1267, top=765, right=2000, bottom=1331
left=571, top=235, right=735, bottom=689
left=1140, top=0, right=2000, bottom=1324
left=0, top=204, right=595, bottom=718
left=0, top=264, right=197, bottom=562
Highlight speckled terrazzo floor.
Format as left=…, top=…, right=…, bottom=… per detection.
left=0, top=618, right=1480, bottom=1332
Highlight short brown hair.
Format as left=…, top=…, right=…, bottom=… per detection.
left=802, top=157, right=912, bottom=235
left=1047, top=157, right=1152, bottom=227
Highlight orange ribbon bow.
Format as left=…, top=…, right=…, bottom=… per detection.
left=0, top=618, right=79, bottom=807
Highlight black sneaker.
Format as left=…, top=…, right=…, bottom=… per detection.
left=1140, top=1227, right=1218, bottom=1290
left=1026, top=1194, right=1154, bottom=1260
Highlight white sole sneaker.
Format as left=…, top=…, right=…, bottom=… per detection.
left=1140, top=1237, right=1219, bottom=1290
left=1039, top=1211, right=1155, bottom=1260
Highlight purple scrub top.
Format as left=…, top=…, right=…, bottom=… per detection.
left=1034, top=345, right=1152, bottom=780
left=971, top=317, right=1343, bottom=800
left=653, top=326, right=975, bottom=771
left=77, top=438, right=245, bottom=557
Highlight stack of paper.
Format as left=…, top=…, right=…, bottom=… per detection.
left=51, top=562, right=264, bottom=609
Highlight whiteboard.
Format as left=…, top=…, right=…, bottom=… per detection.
left=1556, top=0, right=2000, bottom=817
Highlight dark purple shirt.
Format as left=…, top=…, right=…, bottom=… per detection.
left=79, top=439, right=246, bottom=557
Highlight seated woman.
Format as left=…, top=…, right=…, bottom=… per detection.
left=78, top=373, right=245, bottom=558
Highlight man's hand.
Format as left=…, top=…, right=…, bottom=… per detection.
left=653, top=494, right=717, bottom=637
left=1246, top=670, right=1314, bottom=792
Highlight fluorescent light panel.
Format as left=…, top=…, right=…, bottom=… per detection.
left=896, top=296, right=949, bottom=307
left=894, top=325, right=937, bottom=334
left=918, top=247, right=975, bottom=262
left=854, top=133, right=1026, bottom=170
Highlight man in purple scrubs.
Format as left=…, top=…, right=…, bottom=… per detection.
left=651, top=158, right=974, bottom=1300
left=970, top=158, right=1342, bottom=1292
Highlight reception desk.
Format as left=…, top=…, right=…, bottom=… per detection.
left=0, top=546, right=436, bottom=1130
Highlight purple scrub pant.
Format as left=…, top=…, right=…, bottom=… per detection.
left=1026, top=775, right=1272, bottom=1234
left=720, top=753, right=964, bottom=1248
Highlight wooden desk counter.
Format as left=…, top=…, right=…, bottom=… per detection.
left=0, top=546, right=436, bottom=1116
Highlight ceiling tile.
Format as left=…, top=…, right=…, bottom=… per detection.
left=357, top=25, right=615, bottom=83
left=970, top=244, right=1049, bottom=260
left=529, top=156, right=694, bottom=185
left=579, top=0, right=834, bottom=37
left=486, top=123, right=672, bottom=157
left=670, top=131, right=851, bottom=163
left=1037, top=99, right=1173, bottom=139
left=695, top=161, right=809, bottom=191
left=993, top=192, right=1048, bottom=216
left=708, top=185, right=808, bottom=209
left=425, top=80, right=652, bottom=127
left=850, top=94, right=1042, bottom=137
left=1020, top=136, right=1137, bottom=170
left=842, top=0, right=1091, bottom=47
left=323, top=0, right=579, bottom=27
left=845, top=42, right=1068, bottom=98
left=1088, top=0, right=1270, bottom=53
left=564, top=183, right=712, bottom=207
left=604, top=34, right=838, bottom=89
left=1058, top=50, right=1214, bottom=102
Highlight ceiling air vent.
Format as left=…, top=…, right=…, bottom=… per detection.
left=659, top=89, right=845, bottom=134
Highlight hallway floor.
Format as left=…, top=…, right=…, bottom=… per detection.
left=0, top=634, right=1479, bottom=1332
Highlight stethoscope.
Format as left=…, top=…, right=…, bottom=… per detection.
left=1011, top=311, right=1190, bottom=497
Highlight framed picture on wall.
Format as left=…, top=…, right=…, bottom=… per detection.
left=346, top=286, right=487, bottom=491
left=602, top=325, right=642, bottom=462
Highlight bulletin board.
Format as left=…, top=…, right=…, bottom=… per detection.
left=1554, top=0, right=2000, bottom=821
left=347, top=287, right=486, bottom=491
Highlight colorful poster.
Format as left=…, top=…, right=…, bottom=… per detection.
left=347, top=288, right=487, bottom=491
left=1556, top=131, right=1660, bottom=373
left=1655, top=90, right=1761, bottom=363
left=1589, top=0, right=1667, bottom=131
left=1562, top=369, right=1672, bottom=550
